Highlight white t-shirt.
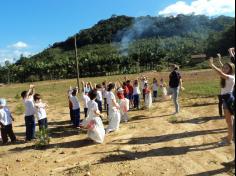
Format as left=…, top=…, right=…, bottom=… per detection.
left=96, top=90, right=103, bottom=102
left=221, top=75, right=235, bottom=95
left=88, top=100, right=99, bottom=117
left=133, top=86, right=141, bottom=95
left=0, top=107, right=12, bottom=126
left=83, top=94, right=90, bottom=109
left=69, top=96, right=80, bottom=110
left=153, top=83, right=158, bottom=91
left=107, top=92, right=116, bottom=108
left=23, top=97, right=35, bottom=116
left=35, top=102, right=47, bottom=120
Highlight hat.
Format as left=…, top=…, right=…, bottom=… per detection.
left=117, top=87, right=124, bottom=92
left=0, top=98, right=6, bottom=106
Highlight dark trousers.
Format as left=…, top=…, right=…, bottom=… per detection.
left=143, top=89, right=145, bottom=101
left=133, top=94, right=140, bottom=109
left=153, top=91, right=158, bottom=98
left=96, top=100, right=103, bottom=113
left=38, top=118, right=48, bottom=130
left=25, top=115, right=36, bottom=141
left=84, top=108, right=88, bottom=118
left=218, top=95, right=223, bottom=117
left=72, top=108, right=80, bottom=127
left=0, top=124, right=16, bottom=144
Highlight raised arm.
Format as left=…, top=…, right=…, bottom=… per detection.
left=26, top=85, right=35, bottom=98
left=209, top=57, right=229, bottom=80
left=217, top=53, right=224, bottom=68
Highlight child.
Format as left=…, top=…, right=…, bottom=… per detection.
left=82, top=90, right=90, bottom=118
left=0, top=98, right=16, bottom=144
left=33, top=94, right=48, bottom=130
left=117, top=88, right=129, bottom=123
left=153, top=78, right=159, bottom=102
left=141, top=76, right=148, bottom=100
left=126, top=80, right=134, bottom=108
left=68, top=87, right=80, bottom=128
left=144, top=83, right=152, bottom=109
left=133, top=80, right=141, bottom=110
left=106, top=83, right=121, bottom=134
left=122, top=82, right=129, bottom=99
left=95, top=84, right=103, bottom=113
left=209, top=58, right=235, bottom=145
left=160, top=78, right=169, bottom=101
left=83, top=90, right=105, bottom=143
left=21, top=85, right=36, bottom=141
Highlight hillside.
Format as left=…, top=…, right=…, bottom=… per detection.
left=0, top=15, right=235, bottom=83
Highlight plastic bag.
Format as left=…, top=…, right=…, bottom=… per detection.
left=145, top=93, right=152, bottom=108
left=87, top=117, right=105, bottom=143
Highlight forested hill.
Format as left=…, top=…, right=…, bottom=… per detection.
left=51, top=15, right=234, bottom=50
left=0, top=15, right=235, bottom=83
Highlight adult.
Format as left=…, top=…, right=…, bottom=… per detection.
left=221, top=47, right=235, bottom=168
left=209, top=57, right=235, bottom=145
left=168, top=64, right=184, bottom=114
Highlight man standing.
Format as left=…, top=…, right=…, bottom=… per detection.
left=168, top=64, right=184, bottom=114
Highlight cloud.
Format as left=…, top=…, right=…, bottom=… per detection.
left=9, top=41, right=28, bottom=49
left=158, top=0, right=235, bottom=17
left=0, top=48, right=33, bottom=65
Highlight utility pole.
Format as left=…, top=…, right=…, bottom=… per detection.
left=74, top=35, right=80, bottom=91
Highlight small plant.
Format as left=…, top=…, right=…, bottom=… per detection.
left=14, top=94, right=21, bottom=100
left=168, top=116, right=178, bottom=124
left=35, top=127, right=50, bottom=149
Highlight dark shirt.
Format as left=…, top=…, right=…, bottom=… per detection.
left=169, top=70, right=181, bottom=88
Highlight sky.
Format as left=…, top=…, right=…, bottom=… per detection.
left=0, top=0, right=235, bottom=64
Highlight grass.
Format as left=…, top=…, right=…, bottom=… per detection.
left=0, top=70, right=220, bottom=109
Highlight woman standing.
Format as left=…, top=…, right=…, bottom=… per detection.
left=209, top=57, right=235, bottom=145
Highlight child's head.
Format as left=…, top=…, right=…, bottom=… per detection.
left=117, top=87, right=124, bottom=94
left=126, top=80, right=131, bottom=85
left=21, top=91, right=28, bottom=99
left=33, top=94, right=41, bottom=102
left=134, top=80, right=138, bottom=86
left=144, top=83, right=149, bottom=88
left=88, top=90, right=97, bottom=100
left=96, top=84, right=102, bottom=90
left=0, top=98, right=6, bottom=108
left=72, top=88, right=78, bottom=96
left=107, top=83, right=115, bottom=92
left=153, top=78, right=157, bottom=83
left=123, top=82, right=127, bottom=87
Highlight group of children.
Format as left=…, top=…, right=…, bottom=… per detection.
left=0, top=85, right=48, bottom=144
left=66, top=76, right=170, bottom=143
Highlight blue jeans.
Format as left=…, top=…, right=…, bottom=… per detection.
left=169, top=87, right=180, bottom=113
left=38, top=118, right=48, bottom=130
left=133, top=94, right=140, bottom=109
left=25, top=115, right=36, bottom=141
left=72, top=108, right=80, bottom=127
left=96, top=100, right=103, bottom=113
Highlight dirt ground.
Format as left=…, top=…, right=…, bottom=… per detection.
left=0, top=95, right=235, bottom=176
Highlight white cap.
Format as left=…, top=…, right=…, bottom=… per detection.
left=117, top=87, right=124, bottom=92
left=0, top=98, right=7, bottom=106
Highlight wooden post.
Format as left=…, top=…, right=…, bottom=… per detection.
left=74, top=35, right=80, bottom=91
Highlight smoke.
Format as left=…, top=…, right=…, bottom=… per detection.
left=117, top=17, right=159, bottom=56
